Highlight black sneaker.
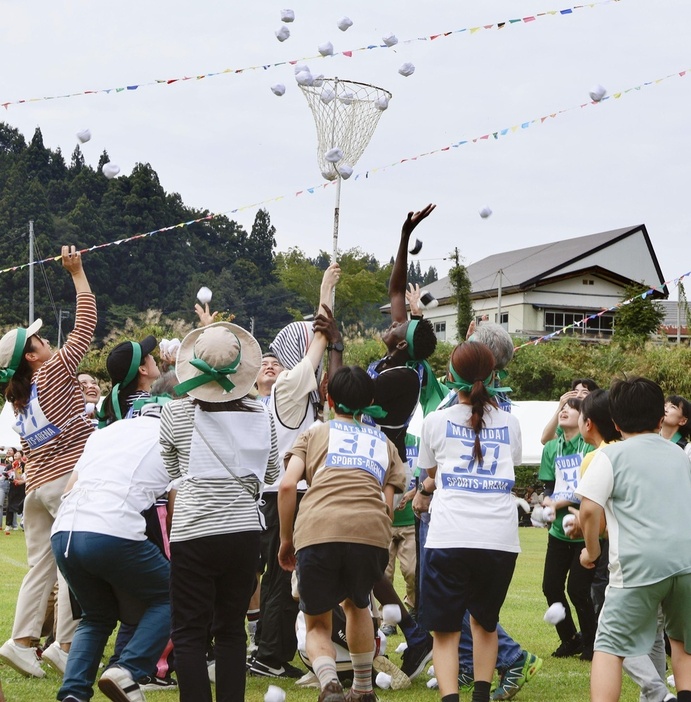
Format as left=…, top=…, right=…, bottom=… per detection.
left=400, top=634, right=433, bottom=679
left=247, top=655, right=303, bottom=678
left=552, top=633, right=583, bottom=658
left=137, top=674, right=179, bottom=691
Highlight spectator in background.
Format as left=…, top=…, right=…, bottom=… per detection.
left=541, top=378, right=599, bottom=445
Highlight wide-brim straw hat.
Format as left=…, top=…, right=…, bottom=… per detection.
left=175, top=322, right=261, bottom=403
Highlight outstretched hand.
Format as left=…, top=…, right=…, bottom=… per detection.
left=194, top=303, right=218, bottom=327
left=406, top=283, right=422, bottom=316
left=61, top=245, right=84, bottom=275
left=313, top=304, right=341, bottom=344
left=402, top=203, right=436, bottom=237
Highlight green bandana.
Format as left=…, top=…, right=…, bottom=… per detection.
left=335, top=403, right=388, bottom=420
left=0, top=328, right=28, bottom=383
left=96, top=342, right=143, bottom=426
left=405, top=320, right=419, bottom=360
left=446, top=361, right=511, bottom=397
left=174, top=338, right=242, bottom=397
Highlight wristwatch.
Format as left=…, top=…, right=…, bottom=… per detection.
left=418, top=484, right=433, bottom=497
left=327, top=341, right=344, bottom=352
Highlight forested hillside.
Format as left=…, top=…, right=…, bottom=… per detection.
left=0, top=123, right=436, bottom=348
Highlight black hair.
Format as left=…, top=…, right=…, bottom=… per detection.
left=609, top=377, right=664, bottom=434
left=328, top=366, right=374, bottom=415
left=665, top=394, right=691, bottom=440
left=100, top=375, right=142, bottom=425
left=571, top=378, right=599, bottom=392
left=580, top=389, right=621, bottom=443
left=562, top=397, right=582, bottom=412
left=195, top=397, right=260, bottom=413
left=5, top=335, right=37, bottom=412
left=411, top=318, right=437, bottom=361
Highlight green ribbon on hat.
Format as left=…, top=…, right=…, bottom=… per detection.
left=174, top=346, right=242, bottom=397
left=335, top=403, right=388, bottom=420
left=0, top=328, right=28, bottom=383
left=446, top=361, right=511, bottom=397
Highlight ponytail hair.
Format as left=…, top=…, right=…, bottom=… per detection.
left=448, top=342, right=496, bottom=463
left=4, top=336, right=36, bottom=412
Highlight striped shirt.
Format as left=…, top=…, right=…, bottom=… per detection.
left=160, top=397, right=279, bottom=542
left=22, top=293, right=97, bottom=492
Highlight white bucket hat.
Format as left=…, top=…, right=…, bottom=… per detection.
left=0, top=319, right=43, bottom=383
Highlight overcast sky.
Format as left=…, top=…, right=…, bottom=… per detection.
left=1, top=0, right=689, bottom=297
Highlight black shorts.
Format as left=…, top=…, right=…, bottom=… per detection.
left=296, top=542, right=389, bottom=616
left=419, top=547, right=517, bottom=633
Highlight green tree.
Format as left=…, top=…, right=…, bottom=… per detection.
left=448, top=247, right=474, bottom=342
left=613, top=283, right=665, bottom=343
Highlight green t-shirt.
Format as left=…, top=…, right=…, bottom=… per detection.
left=539, top=433, right=594, bottom=541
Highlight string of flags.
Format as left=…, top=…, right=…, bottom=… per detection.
left=512, top=271, right=690, bottom=351
left=0, top=59, right=687, bottom=280
left=0, top=0, right=621, bottom=110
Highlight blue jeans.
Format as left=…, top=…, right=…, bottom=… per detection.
left=52, top=532, right=171, bottom=702
left=418, top=518, right=522, bottom=674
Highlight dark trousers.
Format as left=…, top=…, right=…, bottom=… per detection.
left=255, top=492, right=301, bottom=666
left=542, top=533, right=598, bottom=649
left=171, top=531, right=260, bottom=702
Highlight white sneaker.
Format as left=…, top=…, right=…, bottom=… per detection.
left=42, top=641, right=69, bottom=675
left=207, top=660, right=216, bottom=684
left=98, top=665, right=145, bottom=702
left=0, top=639, right=46, bottom=677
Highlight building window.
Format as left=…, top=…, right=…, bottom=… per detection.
left=545, top=310, right=614, bottom=335
left=494, top=312, right=508, bottom=330
left=582, top=279, right=594, bottom=286
left=434, top=321, right=446, bottom=341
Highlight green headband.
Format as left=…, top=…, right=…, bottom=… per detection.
left=96, top=342, right=144, bottom=425
left=0, top=328, right=28, bottom=383
left=447, top=362, right=511, bottom=397
left=174, top=335, right=243, bottom=397
left=336, top=402, right=388, bottom=420
left=405, top=319, right=419, bottom=360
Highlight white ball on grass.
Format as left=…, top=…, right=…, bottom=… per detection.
left=395, top=642, right=408, bottom=654
left=264, top=684, right=286, bottom=702
left=375, top=672, right=391, bottom=689
left=544, top=602, right=566, bottom=625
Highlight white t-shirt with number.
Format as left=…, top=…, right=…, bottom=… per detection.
left=419, top=403, right=522, bottom=552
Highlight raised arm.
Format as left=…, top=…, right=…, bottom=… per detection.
left=62, top=245, right=91, bottom=295
left=389, top=204, right=436, bottom=323
left=304, top=263, right=341, bottom=371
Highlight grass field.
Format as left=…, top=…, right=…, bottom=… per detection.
left=0, top=528, right=664, bottom=701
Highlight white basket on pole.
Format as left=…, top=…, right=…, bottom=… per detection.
left=299, top=77, right=392, bottom=262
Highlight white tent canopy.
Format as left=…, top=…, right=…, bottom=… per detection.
left=0, top=402, right=21, bottom=450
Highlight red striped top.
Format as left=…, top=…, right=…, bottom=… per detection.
left=22, top=292, right=97, bottom=492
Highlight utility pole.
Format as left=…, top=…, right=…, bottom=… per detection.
left=57, top=309, right=71, bottom=349
left=28, top=220, right=34, bottom=324
left=497, top=269, right=503, bottom=327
